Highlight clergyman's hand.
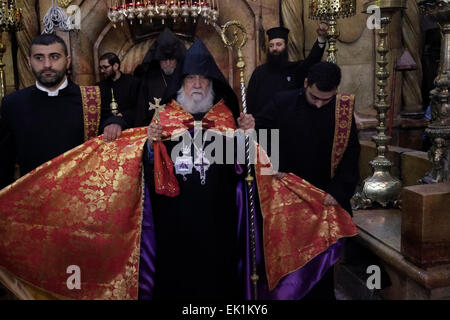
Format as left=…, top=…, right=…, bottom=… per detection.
left=103, top=124, right=122, bottom=142
left=237, top=113, right=255, bottom=131
left=147, top=122, right=163, bottom=144
left=324, top=193, right=338, bottom=206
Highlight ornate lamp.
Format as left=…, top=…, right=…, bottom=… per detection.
left=0, top=0, right=22, bottom=105
left=352, top=0, right=406, bottom=209
left=309, top=0, right=356, bottom=63
left=107, top=1, right=220, bottom=28
left=419, top=0, right=450, bottom=183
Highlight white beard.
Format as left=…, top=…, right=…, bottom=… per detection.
left=176, top=84, right=215, bottom=114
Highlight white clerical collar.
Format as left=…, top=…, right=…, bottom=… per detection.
left=36, top=77, right=68, bottom=96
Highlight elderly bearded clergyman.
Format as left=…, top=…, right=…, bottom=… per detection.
left=139, top=39, right=255, bottom=300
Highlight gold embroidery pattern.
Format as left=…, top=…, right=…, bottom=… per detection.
left=331, top=94, right=355, bottom=178
left=254, top=143, right=358, bottom=290
left=80, top=86, right=102, bottom=142
left=0, top=128, right=148, bottom=299
left=154, top=99, right=237, bottom=140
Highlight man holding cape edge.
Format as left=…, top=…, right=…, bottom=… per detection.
left=0, top=40, right=357, bottom=300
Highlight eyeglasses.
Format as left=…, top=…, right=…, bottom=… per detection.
left=98, top=65, right=112, bottom=71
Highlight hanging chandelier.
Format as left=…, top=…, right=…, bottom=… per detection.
left=107, top=1, right=220, bottom=27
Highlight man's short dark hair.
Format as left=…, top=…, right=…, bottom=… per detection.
left=29, top=34, right=68, bottom=56
left=306, top=62, right=342, bottom=92
left=99, top=52, right=121, bottom=69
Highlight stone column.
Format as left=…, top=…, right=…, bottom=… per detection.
left=419, top=1, right=450, bottom=183
left=16, top=0, right=39, bottom=89
left=400, top=0, right=424, bottom=118
left=281, top=0, right=305, bottom=60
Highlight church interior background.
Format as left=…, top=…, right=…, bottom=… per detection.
left=0, top=0, right=449, bottom=300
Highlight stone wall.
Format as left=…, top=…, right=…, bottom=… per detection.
left=1, top=0, right=425, bottom=134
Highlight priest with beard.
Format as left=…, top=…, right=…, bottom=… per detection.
left=247, top=23, right=328, bottom=116
left=134, top=28, right=186, bottom=127
left=138, top=38, right=256, bottom=300
left=97, top=52, right=141, bottom=142
left=0, top=34, right=101, bottom=189
left=0, top=39, right=358, bottom=302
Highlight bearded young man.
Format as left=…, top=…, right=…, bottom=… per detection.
left=255, top=62, right=361, bottom=300
left=96, top=52, right=140, bottom=142
left=0, top=34, right=101, bottom=189
left=0, top=40, right=357, bottom=302
left=246, top=23, right=328, bottom=116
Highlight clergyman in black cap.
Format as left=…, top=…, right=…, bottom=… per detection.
left=246, top=22, right=328, bottom=116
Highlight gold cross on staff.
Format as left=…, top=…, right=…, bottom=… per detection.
left=148, top=98, right=166, bottom=124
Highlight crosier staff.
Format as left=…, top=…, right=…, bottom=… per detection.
left=220, top=20, right=259, bottom=300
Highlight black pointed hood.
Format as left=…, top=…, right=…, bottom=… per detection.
left=134, top=28, right=186, bottom=76
left=164, top=39, right=240, bottom=120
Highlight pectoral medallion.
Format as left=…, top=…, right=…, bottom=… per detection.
left=194, top=150, right=210, bottom=185
left=175, top=146, right=193, bottom=181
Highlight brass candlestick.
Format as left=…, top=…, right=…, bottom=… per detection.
left=309, top=0, right=356, bottom=63
left=419, top=0, right=450, bottom=183
left=0, top=0, right=22, bottom=107
left=352, top=0, right=406, bottom=209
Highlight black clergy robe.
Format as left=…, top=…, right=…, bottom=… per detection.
left=141, top=112, right=243, bottom=300
left=97, top=73, right=140, bottom=131
left=0, top=82, right=86, bottom=189
left=134, top=68, right=173, bottom=127
left=255, top=88, right=360, bottom=215
left=247, top=41, right=325, bottom=115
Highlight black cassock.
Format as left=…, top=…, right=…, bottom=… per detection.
left=134, top=69, right=173, bottom=127
left=255, top=88, right=360, bottom=215
left=142, top=113, right=243, bottom=300
left=247, top=41, right=325, bottom=115
left=97, top=73, right=141, bottom=131
left=0, top=82, right=85, bottom=189
left=133, top=28, right=186, bottom=127
left=255, top=88, right=360, bottom=299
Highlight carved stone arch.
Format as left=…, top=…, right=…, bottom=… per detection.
left=70, top=0, right=257, bottom=98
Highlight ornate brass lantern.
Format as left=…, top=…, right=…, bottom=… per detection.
left=107, top=1, right=219, bottom=28
left=0, top=0, right=22, bottom=104
left=309, top=0, right=356, bottom=63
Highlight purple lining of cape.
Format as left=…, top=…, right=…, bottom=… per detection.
left=138, top=165, right=344, bottom=300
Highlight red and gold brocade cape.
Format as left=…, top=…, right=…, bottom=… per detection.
left=154, top=99, right=358, bottom=291
left=255, top=93, right=357, bottom=290
left=0, top=97, right=357, bottom=299
left=0, top=128, right=148, bottom=300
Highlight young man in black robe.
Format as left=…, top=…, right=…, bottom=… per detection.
left=97, top=52, right=140, bottom=142
left=134, top=27, right=186, bottom=127
left=255, top=62, right=361, bottom=299
left=139, top=39, right=255, bottom=300
left=247, top=23, right=328, bottom=116
left=0, top=34, right=101, bottom=190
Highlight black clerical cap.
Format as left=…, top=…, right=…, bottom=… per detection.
left=267, top=27, right=290, bottom=41
left=143, top=28, right=186, bottom=63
